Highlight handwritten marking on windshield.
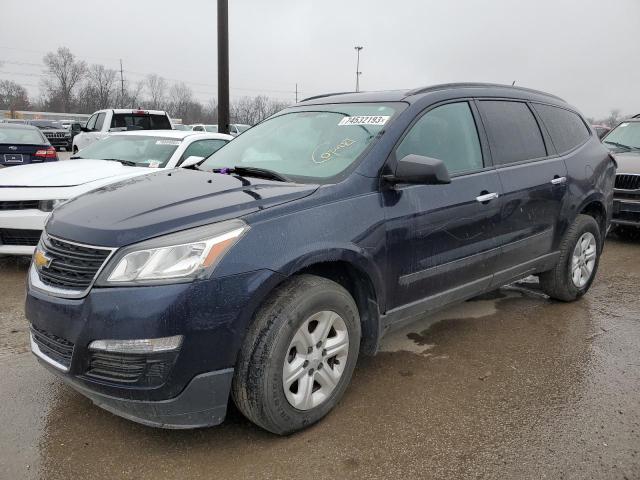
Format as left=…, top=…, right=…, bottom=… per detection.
left=312, top=138, right=357, bottom=164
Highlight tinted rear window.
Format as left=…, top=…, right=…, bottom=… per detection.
left=110, top=113, right=172, bottom=130
left=533, top=104, right=590, bottom=154
left=480, top=101, right=547, bottom=165
left=0, top=127, right=45, bottom=144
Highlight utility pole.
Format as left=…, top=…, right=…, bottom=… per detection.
left=217, top=0, right=230, bottom=134
left=354, top=46, right=363, bottom=92
left=119, top=59, right=125, bottom=107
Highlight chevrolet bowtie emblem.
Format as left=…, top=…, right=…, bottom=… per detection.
left=33, top=249, right=52, bottom=269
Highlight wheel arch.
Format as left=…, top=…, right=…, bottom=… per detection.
left=577, top=195, right=608, bottom=243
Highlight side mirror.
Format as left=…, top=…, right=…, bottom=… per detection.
left=180, top=155, right=205, bottom=168
left=384, top=154, right=451, bottom=185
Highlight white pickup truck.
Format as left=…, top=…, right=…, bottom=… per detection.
left=72, top=109, right=172, bottom=153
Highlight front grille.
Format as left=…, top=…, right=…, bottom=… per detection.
left=43, top=132, right=69, bottom=139
left=0, top=200, right=39, bottom=211
left=85, top=351, right=173, bottom=386
left=31, top=326, right=74, bottom=368
left=0, top=228, right=41, bottom=246
left=615, top=174, right=640, bottom=190
left=37, top=235, right=112, bottom=290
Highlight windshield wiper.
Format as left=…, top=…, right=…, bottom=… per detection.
left=102, top=158, right=138, bottom=167
left=213, top=166, right=288, bottom=182
left=604, top=141, right=634, bottom=151
left=69, top=155, right=83, bottom=159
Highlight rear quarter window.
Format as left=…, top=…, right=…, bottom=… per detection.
left=479, top=100, right=547, bottom=165
left=533, top=103, right=591, bottom=154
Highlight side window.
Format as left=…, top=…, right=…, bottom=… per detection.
left=85, top=114, right=97, bottom=131
left=193, top=125, right=204, bottom=132
left=396, top=102, right=483, bottom=174
left=479, top=101, right=547, bottom=165
left=179, top=139, right=228, bottom=164
left=94, top=112, right=106, bottom=131
left=533, top=103, right=590, bottom=154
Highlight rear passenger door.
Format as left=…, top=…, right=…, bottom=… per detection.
left=477, top=100, right=568, bottom=284
left=383, top=101, right=503, bottom=314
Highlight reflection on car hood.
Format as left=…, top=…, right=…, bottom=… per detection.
left=0, top=159, right=151, bottom=187
left=613, top=151, right=640, bottom=175
left=47, top=168, right=319, bottom=247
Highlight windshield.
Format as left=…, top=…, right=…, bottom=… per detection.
left=603, top=122, right=640, bottom=151
left=204, top=125, right=218, bottom=132
left=74, top=135, right=182, bottom=167
left=0, top=127, right=45, bottom=144
left=200, top=103, right=400, bottom=182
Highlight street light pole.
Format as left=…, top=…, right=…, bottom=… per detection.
left=217, top=0, right=230, bottom=134
left=354, top=46, right=363, bottom=92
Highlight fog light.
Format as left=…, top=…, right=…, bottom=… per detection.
left=88, top=335, right=183, bottom=354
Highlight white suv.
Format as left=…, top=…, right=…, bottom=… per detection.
left=72, top=109, right=172, bottom=153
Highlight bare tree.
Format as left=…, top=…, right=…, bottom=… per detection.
left=167, top=82, right=198, bottom=123
left=42, top=47, right=87, bottom=112
left=230, top=95, right=290, bottom=125
left=604, top=109, right=621, bottom=128
left=87, top=64, right=118, bottom=109
left=145, top=74, right=168, bottom=110
left=0, top=80, right=30, bottom=114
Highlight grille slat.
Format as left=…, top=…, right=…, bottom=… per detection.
left=615, top=174, right=640, bottom=190
left=0, top=228, right=41, bottom=246
left=85, top=351, right=170, bottom=385
left=37, top=235, right=112, bottom=291
left=31, top=326, right=74, bottom=368
left=0, top=200, right=39, bottom=211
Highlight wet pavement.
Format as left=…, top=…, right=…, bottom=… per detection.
left=1, top=238, right=639, bottom=479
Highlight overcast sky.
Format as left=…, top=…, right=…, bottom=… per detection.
left=1, top=0, right=638, bottom=118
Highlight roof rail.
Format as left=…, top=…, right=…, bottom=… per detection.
left=633, top=113, right=640, bottom=118
left=405, top=83, right=565, bottom=102
left=299, top=91, right=358, bottom=103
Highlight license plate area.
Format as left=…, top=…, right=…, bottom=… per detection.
left=3, top=154, right=23, bottom=163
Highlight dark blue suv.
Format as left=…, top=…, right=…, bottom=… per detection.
left=26, top=83, right=615, bottom=434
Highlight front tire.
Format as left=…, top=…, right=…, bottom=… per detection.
left=232, top=274, right=361, bottom=435
left=539, top=214, right=602, bottom=302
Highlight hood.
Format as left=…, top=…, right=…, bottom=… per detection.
left=0, top=159, right=151, bottom=187
left=46, top=168, right=318, bottom=247
left=612, top=151, right=640, bottom=175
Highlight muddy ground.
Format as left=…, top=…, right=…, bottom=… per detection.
left=1, top=238, right=638, bottom=479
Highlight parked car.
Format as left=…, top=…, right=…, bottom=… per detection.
left=191, top=123, right=218, bottom=132
left=229, top=124, right=250, bottom=136
left=601, top=118, right=640, bottom=239
left=0, top=131, right=231, bottom=255
left=0, top=123, right=58, bottom=169
left=172, top=123, right=191, bottom=131
left=72, top=109, right=172, bottom=153
left=26, top=83, right=614, bottom=434
left=592, top=124, right=611, bottom=139
left=25, top=120, right=72, bottom=151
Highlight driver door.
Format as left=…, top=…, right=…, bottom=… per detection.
left=383, top=101, right=502, bottom=316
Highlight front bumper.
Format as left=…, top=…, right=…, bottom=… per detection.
left=612, top=197, right=640, bottom=227
left=26, top=267, right=283, bottom=427
left=0, top=209, right=48, bottom=255
left=35, top=346, right=233, bottom=429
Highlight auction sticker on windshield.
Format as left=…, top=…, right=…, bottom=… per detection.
left=155, top=140, right=181, bottom=145
left=338, top=115, right=390, bottom=126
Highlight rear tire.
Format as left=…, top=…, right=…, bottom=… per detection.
left=232, top=274, right=361, bottom=435
left=539, top=214, right=601, bottom=302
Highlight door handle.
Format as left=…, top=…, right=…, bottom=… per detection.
left=476, top=192, right=499, bottom=203
left=551, top=176, right=567, bottom=185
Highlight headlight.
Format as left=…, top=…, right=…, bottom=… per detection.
left=97, top=219, right=248, bottom=285
left=38, top=199, right=68, bottom=212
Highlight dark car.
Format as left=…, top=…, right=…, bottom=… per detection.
left=601, top=118, right=640, bottom=239
left=26, top=83, right=614, bottom=434
left=26, top=120, right=72, bottom=151
left=0, top=123, right=58, bottom=167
